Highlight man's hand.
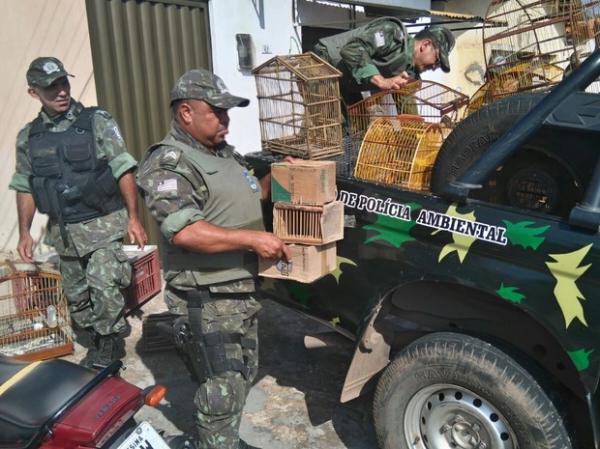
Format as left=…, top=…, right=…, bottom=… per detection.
left=17, top=232, right=34, bottom=263
left=370, top=72, right=412, bottom=90
left=173, top=221, right=291, bottom=262
left=127, top=217, right=148, bottom=250
left=251, top=232, right=291, bottom=262
left=283, top=156, right=302, bottom=164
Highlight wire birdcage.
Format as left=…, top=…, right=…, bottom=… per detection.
left=253, top=53, right=344, bottom=159
left=348, top=80, right=468, bottom=142
left=569, top=0, right=600, bottom=92
left=0, top=263, right=73, bottom=361
left=470, top=0, right=600, bottom=114
left=354, top=116, right=447, bottom=191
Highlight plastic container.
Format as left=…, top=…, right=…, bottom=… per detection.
left=122, top=246, right=162, bottom=314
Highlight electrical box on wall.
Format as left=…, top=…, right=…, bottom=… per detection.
left=236, top=33, right=253, bottom=70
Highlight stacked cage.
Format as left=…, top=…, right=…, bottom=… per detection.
left=253, top=53, right=344, bottom=160
left=349, top=80, right=468, bottom=191
left=0, top=263, right=73, bottom=360
left=260, top=161, right=342, bottom=283
left=469, top=0, right=600, bottom=115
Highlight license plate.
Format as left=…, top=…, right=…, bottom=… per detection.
left=117, top=421, right=170, bottom=449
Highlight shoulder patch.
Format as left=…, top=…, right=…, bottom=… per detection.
left=158, top=146, right=182, bottom=168
left=94, top=109, right=113, bottom=120
left=373, top=30, right=386, bottom=48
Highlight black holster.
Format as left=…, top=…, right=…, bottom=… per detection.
left=173, top=296, right=214, bottom=383
left=172, top=289, right=256, bottom=384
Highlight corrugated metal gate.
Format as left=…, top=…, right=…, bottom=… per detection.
left=85, top=0, right=211, bottom=242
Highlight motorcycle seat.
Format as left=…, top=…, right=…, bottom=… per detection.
left=0, top=356, right=95, bottom=449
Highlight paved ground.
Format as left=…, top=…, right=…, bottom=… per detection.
left=66, top=296, right=378, bottom=449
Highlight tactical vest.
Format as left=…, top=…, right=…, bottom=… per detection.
left=28, top=108, right=123, bottom=224
left=152, top=136, right=265, bottom=286
left=317, top=16, right=407, bottom=68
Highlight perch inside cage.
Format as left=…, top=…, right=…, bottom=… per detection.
left=354, top=116, right=446, bottom=191
left=253, top=52, right=343, bottom=160
left=0, top=264, right=73, bottom=360
left=348, top=80, right=468, bottom=140
left=471, top=0, right=600, bottom=114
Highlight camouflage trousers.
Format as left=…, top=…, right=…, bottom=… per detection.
left=165, top=285, right=261, bottom=449
left=60, top=242, right=131, bottom=335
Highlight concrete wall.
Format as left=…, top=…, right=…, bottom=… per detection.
left=0, top=0, right=96, bottom=257
left=425, top=0, right=492, bottom=96
left=208, top=0, right=297, bottom=154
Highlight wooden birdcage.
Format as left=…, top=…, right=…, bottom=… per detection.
left=0, top=263, right=73, bottom=361
left=470, top=0, right=600, bottom=115
left=354, top=116, right=447, bottom=191
left=348, top=80, right=468, bottom=143
left=253, top=53, right=343, bottom=160
left=273, top=201, right=344, bottom=245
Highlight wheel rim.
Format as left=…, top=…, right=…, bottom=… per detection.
left=404, top=384, right=517, bottom=449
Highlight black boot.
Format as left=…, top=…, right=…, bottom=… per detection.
left=79, top=330, right=99, bottom=368
left=165, top=435, right=197, bottom=449
left=92, top=333, right=124, bottom=369
left=238, top=439, right=261, bottom=449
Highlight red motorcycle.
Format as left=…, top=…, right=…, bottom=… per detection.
left=0, top=355, right=174, bottom=449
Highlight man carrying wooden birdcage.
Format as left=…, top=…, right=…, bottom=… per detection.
left=137, top=69, right=292, bottom=449
left=9, top=57, right=148, bottom=369
left=314, top=17, right=455, bottom=109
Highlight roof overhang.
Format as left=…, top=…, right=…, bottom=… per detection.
left=332, top=0, right=431, bottom=14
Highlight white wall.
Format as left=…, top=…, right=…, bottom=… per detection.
left=424, top=0, right=493, bottom=96
left=209, top=0, right=297, bottom=154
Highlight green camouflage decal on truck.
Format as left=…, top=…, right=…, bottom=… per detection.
left=497, top=283, right=526, bottom=304
left=503, top=220, right=550, bottom=250
left=362, top=202, right=421, bottom=248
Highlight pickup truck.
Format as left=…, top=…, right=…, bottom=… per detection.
left=248, top=49, right=600, bottom=449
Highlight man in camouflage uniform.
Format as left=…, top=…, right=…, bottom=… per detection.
left=314, top=17, right=455, bottom=107
left=9, top=57, right=148, bottom=368
left=137, top=69, right=290, bottom=449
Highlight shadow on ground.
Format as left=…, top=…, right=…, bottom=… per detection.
left=132, top=298, right=378, bottom=449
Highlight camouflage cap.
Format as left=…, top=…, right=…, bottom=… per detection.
left=170, top=69, right=249, bottom=109
left=428, top=26, right=455, bottom=73
left=26, top=57, right=73, bottom=87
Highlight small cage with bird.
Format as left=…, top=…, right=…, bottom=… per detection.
left=253, top=53, right=344, bottom=159
left=0, top=262, right=73, bottom=361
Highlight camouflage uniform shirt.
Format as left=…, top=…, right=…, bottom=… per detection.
left=9, top=101, right=137, bottom=257
left=316, top=18, right=416, bottom=86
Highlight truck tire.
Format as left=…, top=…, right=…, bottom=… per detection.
left=373, top=332, right=572, bottom=449
left=431, top=93, right=580, bottom=216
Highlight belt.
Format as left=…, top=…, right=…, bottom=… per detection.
left=186, top=287, right=253, bottom=307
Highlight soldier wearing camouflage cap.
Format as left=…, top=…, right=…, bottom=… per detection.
left=9, top=57, right=148, bottom=368
left=314, top=17, right=455, bottom=107
left=137, top=68, right=291, bottom=449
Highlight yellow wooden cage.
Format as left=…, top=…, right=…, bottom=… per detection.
left=0, top=263, right=73, bottom=361
left=354, top=116, right=447, bottom=191
left=253, top=52, right=344, bottom=159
